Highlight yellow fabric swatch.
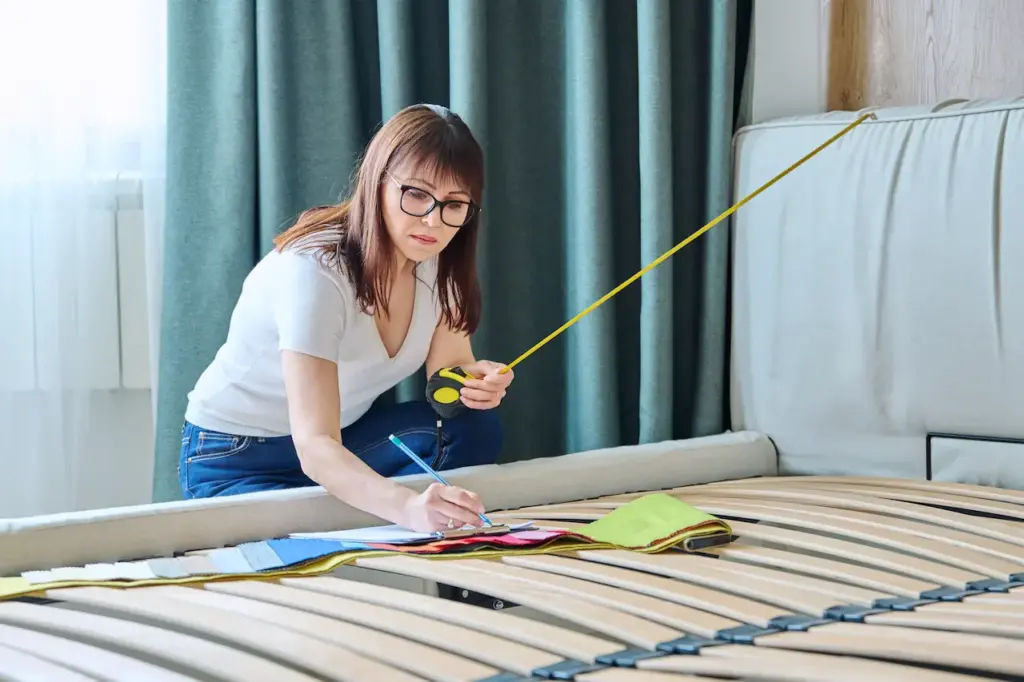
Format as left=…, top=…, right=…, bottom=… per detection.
left=0, top=542, right=608, bottom=600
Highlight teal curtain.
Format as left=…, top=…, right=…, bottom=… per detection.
left=155, top=0, right=752, bottom=502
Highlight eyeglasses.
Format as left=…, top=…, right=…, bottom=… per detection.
left=387, top=174, right=480, bottom=228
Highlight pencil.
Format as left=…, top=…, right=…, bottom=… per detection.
left=388, top=433, right=493, bottom=527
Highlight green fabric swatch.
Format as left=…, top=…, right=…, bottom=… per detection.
left=575, top=493, right=732, bottom=549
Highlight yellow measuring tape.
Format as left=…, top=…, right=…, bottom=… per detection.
left=498, top=112, right=876, bottom=374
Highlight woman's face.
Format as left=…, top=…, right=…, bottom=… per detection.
left=381, top=160, right=472, bottom=264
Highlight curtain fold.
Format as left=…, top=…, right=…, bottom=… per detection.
left=636, top=0, right=674, bottom=444
left=696, top=0, right=740, bottom=437
left=155, top=0, right=752, bottom=502
left=564, top=0, right=619, bottom=453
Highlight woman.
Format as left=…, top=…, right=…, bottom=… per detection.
left=179, top=103, right=513, bottom=533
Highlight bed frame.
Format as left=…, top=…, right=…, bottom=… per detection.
left=2, top=98, right=1022, bottom=681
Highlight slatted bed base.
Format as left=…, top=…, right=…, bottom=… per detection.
left=2, top=474, right=1023, bottom=681
left=0, top=570, right=1007, bottom=682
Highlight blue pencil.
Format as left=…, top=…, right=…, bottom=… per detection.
left=388, top=433, right=493, bottom=527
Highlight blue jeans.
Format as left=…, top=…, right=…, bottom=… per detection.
left=178, top=399, right=503, bottom=499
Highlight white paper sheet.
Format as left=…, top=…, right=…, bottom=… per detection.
left=289, top=521, right=536, bottom=544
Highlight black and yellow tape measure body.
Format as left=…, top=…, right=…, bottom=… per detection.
left=426, top=366, right=471, bottom=419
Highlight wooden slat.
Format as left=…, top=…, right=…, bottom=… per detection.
left=759, top=623, right=1024, bottom=679
left=143, top=584, right=497, bottom=682
left=506, top=550, right=844, bottom=616
left=0, top=623, right=197, bottom=682
left=0, top=643, right=96, bottom=682
left=704, top=541, right=935, bottom=596
left=648, top=551, right=886, bottom=606
left=867, top=607, right=1024, bottom=637
left=203, top=579, right=567, bottom=676
left=502, top=553, right=782, bottom=628
left=0, top=601, right=314, bottom=682
left=660, top=499, right=1024, bottom=579
left=576, top=550, right=1024, bottom=638
left=450, top=558, right=742, bottom=638
left=705, top=541, right=1024, bottom=615
left=724, top=519, right=984, bottom=587
left=278, top=574, right=618, bottom=664
left=473, top=557, right=753, bottom=630
left=700, top=475, right=1024, bottom=506
left=281, top=571, right=983, bottom=682
left=353, top=555, right=683, bottom=650
left=674, top=485, right=1024, bottom=545
left=702, top=480, right=1024, bottom=521
left=680, top=546, right=1024, bottom=617
left=46, top=587, right=419, bottom=682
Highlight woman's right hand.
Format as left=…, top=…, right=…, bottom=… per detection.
left=401, top=482, right=486, bottom=532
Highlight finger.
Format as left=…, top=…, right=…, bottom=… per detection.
left=460, top=395, right=500, bottom=410
left=459, top=363, right=489, bottom=379
left=460, top=386, right=502, bottom=402
left=438, top=485, right=486, bottom=514
left=427, top=513, right=468, bottom=532
left=482, top=373, right=512, bottom=386
left=429, top=498, right=481, bottom=527
left=465, top=361, right=507, bottom=380
left=480, top=379, right=509, bottom=391
left=424, top=482, right=447, bottom=496
left=462, top=489, right=483, bottom=511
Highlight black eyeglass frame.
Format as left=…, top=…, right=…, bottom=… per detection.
left=386, top=174, right=481, bottom=228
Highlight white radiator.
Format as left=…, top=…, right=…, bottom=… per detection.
left=0, top=174, right=152, bottom=392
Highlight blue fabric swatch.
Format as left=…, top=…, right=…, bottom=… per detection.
left=266, top=538, right=368, bottom=567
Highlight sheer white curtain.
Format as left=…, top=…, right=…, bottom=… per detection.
left=0, top=0, right=167, bottom=517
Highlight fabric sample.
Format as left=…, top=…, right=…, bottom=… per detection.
left=146, top=558, right=188, bottom=579
left=573, top=493, right=732, bottom=550
left=206, top=547, right=257, bottom=574
left=177, top=554, right=219, bottom=576
left=266, top=539, right=369, bottom=567
left=237, top=541, right=284, bottom=571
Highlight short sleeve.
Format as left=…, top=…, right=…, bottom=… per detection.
left=271, top=251, right=347, bottom=362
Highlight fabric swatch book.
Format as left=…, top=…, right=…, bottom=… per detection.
left=0, top=494, right=732, bottom=601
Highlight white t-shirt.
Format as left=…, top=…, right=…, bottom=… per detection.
left=184, top=243, right=442, bottom=437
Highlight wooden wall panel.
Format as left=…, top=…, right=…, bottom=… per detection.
left=826, top=0, right=1024, bottom=110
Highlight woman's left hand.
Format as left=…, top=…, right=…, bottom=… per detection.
left=459, top=360, right=514, bottom=410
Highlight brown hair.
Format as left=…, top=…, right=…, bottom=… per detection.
left=273, top=103, right=484, bottom=334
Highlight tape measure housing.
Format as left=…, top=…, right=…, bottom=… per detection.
left=426, top=366, right=470, bottom=420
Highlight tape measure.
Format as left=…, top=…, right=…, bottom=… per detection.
left=425, top=366, right=472, bottom=419
left=422, top=113, right=874, bottom=421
